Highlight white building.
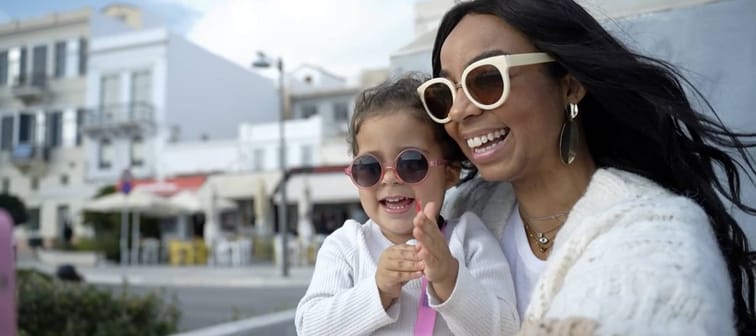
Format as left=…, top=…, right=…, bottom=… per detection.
left=288, top=64, right=349, bottom=94
left=1, top=3, right=280, bottom=249
left=240, top=113, right=356, bottom=171
left=0, top=7, right=106, bottom=248
left=160, top=140, right=243, bottom=177
left=81, top=4, right=278, bottom=184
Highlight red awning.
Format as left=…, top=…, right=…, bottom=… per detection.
left=117, top=175, right=207, bottom=197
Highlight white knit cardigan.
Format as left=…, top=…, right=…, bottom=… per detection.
left=443, top=168, right=735, bottom=335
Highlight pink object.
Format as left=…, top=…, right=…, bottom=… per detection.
left=413, top=222, right=447, bottom=336
left=0, top=209, right=17, bottom=336
left=415, top=199, right=422, bottom=214
left=414, top=277, right=437, bottom=335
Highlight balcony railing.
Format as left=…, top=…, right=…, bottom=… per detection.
left=10, top=143, right=50, bottom=174
left=82, top=102, right=155, bottom=135
left=11, top=73, right=49, bottom=104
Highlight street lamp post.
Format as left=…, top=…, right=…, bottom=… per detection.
left=252, top=52, right=289, bottom=277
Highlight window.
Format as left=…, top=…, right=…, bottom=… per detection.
left=31, top=45, right=47, bottom=86
left=78, top=38, right=87, bottom=75
left=131, top=70, right=152, bottom=104
left=1, top=177, right=8, bottom=193
left=54, top=41, right=66, bottom=78
left=18, top=113, right=36, bottom=144
left=130, top=136, right=144, bottom=167
left=0, top=50, right=7, bottom=86
left=27, top=208, right=40, bottom=231
left=46, top=111, right=62, bottom=147
left=30, top=177, right=39, bottom=191
left=101, top=74, right=121, bottom=118
left=253, top=148, right=264, bottom=171
left=6, top=48, right=25, bottom=85
left=131, top=70, right=152, bottom=120
left=333, top=102, right=349, bottom=122
left=98, top=138, right=113, bottom=169
left=301, top=145, right=313, bottom=166
left=101, top=74, right=120, bottom=105
left=66, top=39, right=78, bottom=77
left=301, top=104, right=318, bottom=118
left=60, top=174, right=69, bottom=186
left=1, top=116, right=13, bottom=150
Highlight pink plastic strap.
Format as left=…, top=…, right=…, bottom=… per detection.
left=414, top=277, right=436, bottom=335
left=413, top=222, right=449, bottom=336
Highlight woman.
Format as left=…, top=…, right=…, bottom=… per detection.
left=417, top=0, right=756, bottom=334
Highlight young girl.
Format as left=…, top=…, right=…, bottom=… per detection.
left=295, top=75, right=518, bottom=335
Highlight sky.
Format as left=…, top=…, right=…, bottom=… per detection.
left=0, top=0, right=418, bottom=82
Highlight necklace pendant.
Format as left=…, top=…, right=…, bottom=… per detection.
left=537, top=233, right=550, bottom=245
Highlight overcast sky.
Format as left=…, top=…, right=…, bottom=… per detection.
left=185, top=0, right=416, bottom=81
left=1, top=0, right=419, bottom=81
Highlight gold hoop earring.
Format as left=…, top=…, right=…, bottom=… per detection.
left=559, top=103, right=579, bottom=165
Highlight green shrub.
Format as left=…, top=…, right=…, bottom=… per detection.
left=74, top=234, right=121, bottom=261
left=18, top=270, right=180, bottom=336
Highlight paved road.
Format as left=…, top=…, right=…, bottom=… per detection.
left=103, top=284, right=308, bottom=332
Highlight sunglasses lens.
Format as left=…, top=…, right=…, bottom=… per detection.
left=466, top=65, right=504, bottom=105
left=396, top=150, right=429, bottom=184
left=351, top=155, right=382, bottom=187
left=423, top=82, right=453, bottom=121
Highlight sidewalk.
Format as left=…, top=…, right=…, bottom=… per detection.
left=17, top=259, right=314, bottom=288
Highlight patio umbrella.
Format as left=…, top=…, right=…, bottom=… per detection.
left=254, top=179, right=273, bottom=237
left=170, top=190, right=236, bottom=214
left=82, top=190, right=183, bottom=215
left=83, top=190, right=186, bottom=264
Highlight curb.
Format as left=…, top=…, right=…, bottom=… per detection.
left=17, top=262, right=314, bottom=288
left=83, top=273, right=312, bottom=288
left=172, top=309, right=296, bottom=336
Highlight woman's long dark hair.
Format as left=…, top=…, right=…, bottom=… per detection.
left=432, top=0, right=756, bottom=332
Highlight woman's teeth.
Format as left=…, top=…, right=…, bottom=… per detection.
left=466, top=128, right=509, bottom=150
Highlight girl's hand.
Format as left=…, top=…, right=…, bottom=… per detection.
left=375, top=244, right=424, bottom=310
left=413, top=201, right=458, bottom=302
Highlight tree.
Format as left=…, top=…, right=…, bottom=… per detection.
left=0, top=193, right=28, bottom=225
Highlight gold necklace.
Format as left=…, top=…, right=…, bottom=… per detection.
left=522, top=215, right=566, bottom=254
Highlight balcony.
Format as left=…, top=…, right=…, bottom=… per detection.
left=11, top=73, right=50, bottom=104
left=11, top=143, right=50, bottom=175
left=81, top=102, right=156, bottom=136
